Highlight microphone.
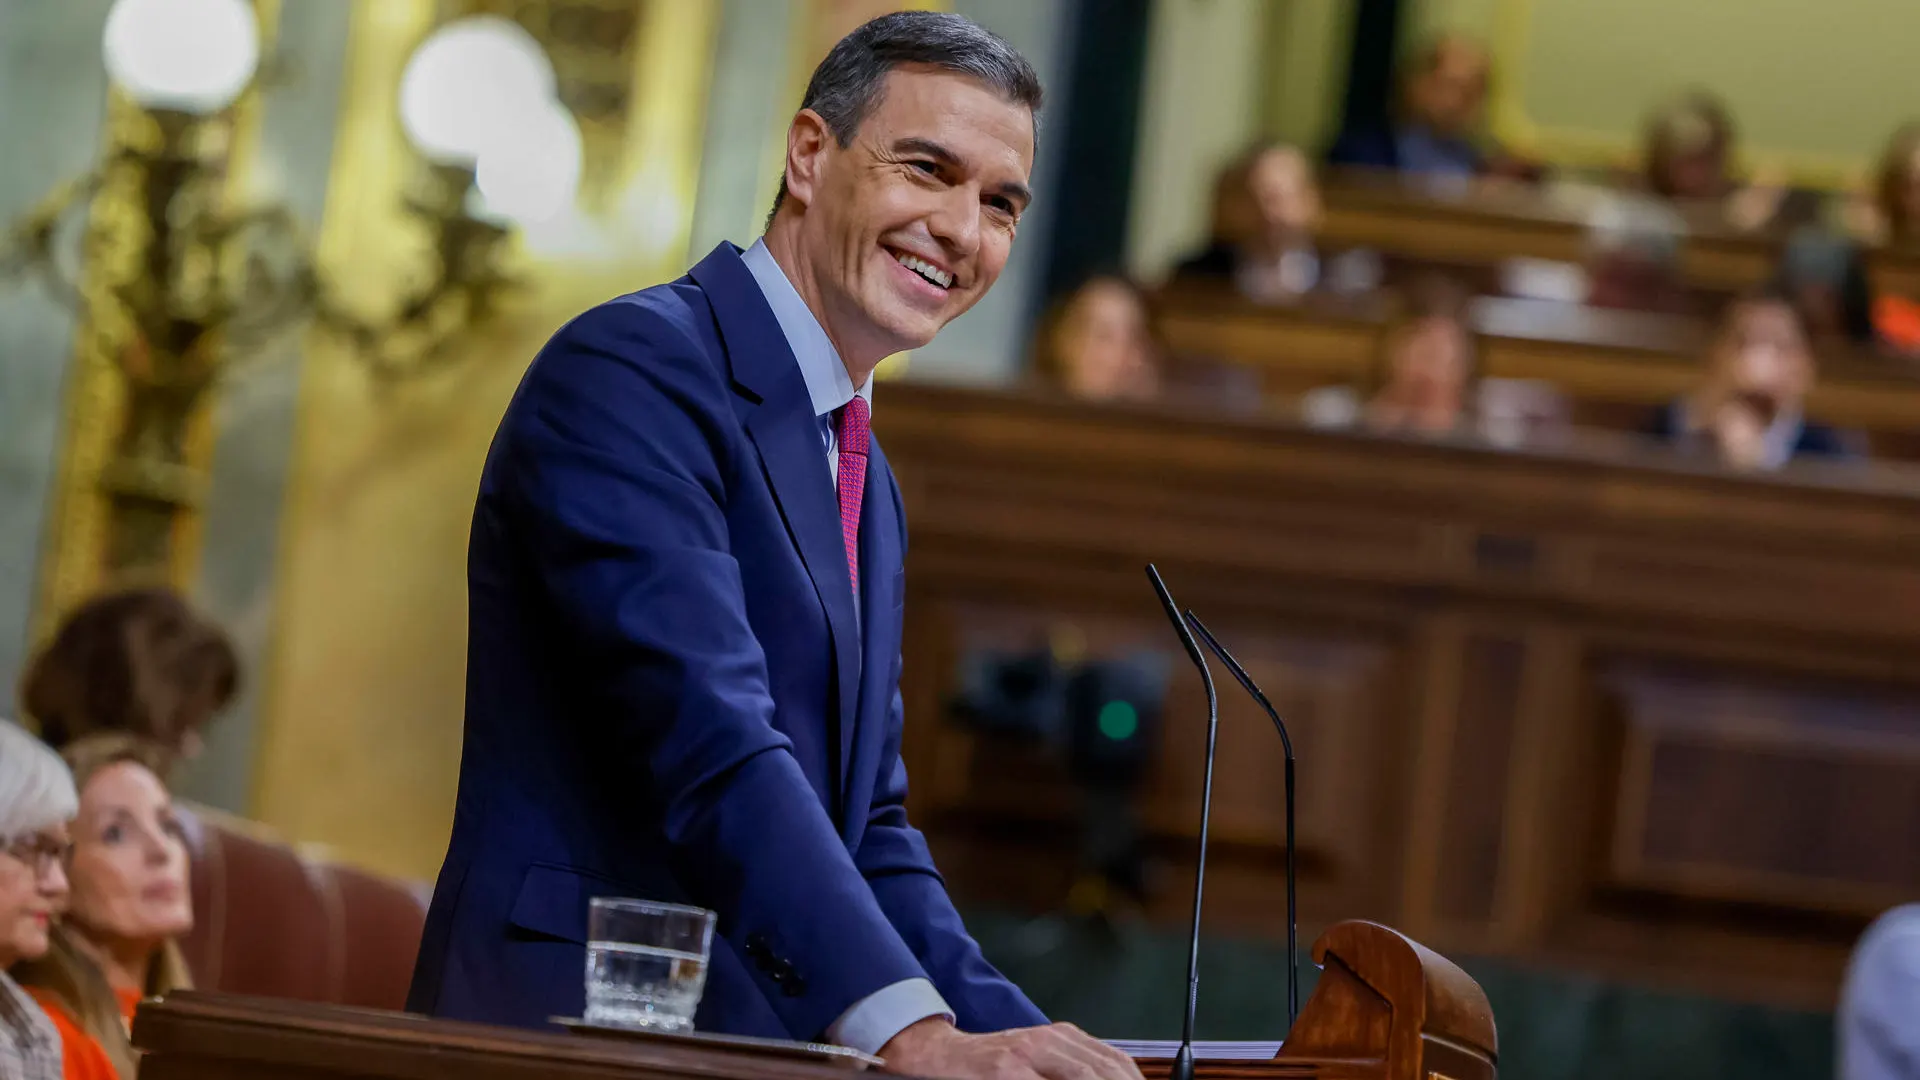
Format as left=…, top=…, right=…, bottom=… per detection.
left=1144, top=565, right=1215, bottom=1080
left=1182, top=610, right=1300, bottom=1034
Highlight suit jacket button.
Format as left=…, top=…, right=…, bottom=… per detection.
left=782, top=973, right=806, bottom=997
left=745, top=934, right=769, bottom=957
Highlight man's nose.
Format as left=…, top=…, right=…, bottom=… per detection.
left=927, top=186, right=981, bottom=259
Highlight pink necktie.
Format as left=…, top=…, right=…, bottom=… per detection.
left=833, top=397, right=870, bottom=593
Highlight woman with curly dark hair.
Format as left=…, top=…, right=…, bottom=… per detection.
left=20, top=589, right=238, bottom=762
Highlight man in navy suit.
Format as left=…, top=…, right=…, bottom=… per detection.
left=407, top=12, right=1141, bottom=1080
left=1648, top=288, right=1864, bottom=469
left=1327, top=34, right=1489, bottom=179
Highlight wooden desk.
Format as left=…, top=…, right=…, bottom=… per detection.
left=878, top=382, right=1920, bottom=1011
left=132, top=920, right=1497, bottom=1079
left=1154, top=288, right=1920, bottom=454
left=1317, top=170, right=1920, bottom=299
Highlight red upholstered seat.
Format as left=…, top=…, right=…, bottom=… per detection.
left=175, top=804, right=428, bottom=1010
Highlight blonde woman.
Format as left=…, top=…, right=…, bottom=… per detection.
left=15, top=736, right=192, bottom=1080
left=0, top=719, right=79, bottom=1080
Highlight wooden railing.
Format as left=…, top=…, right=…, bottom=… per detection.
left=133, top=920, right=1496, bottom=1079
left=1317, top=169, right=1920, bottom=298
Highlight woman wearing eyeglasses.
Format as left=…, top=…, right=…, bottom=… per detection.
left=0, top=719, right=78, bottom=1080
left=14, top=736, right=193, bottom=1080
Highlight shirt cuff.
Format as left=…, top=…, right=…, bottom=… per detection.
left=825, top=977, right=954, bottom=1056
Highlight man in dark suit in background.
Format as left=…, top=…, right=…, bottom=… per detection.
left=1650, top=288, right=1864, bottom=469
left=406, top=12, right=1141, bottom=1080
left=1328, top=34, right=1491, bottom=179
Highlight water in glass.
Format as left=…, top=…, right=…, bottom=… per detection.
left=583, top=898, right=715, bottom=1033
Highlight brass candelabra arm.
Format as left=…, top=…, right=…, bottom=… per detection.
left=0, top=171, right=107, bottom=311
left=310, top=193, right=521, bottom=384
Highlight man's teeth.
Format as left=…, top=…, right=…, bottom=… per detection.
left=894, top=252, right=953, bottom=289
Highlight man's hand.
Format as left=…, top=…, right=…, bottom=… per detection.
left=879, top=1017, right=1145, bottom=1080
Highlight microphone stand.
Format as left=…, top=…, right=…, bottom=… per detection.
left=1144, top=565, right=1215, bottom=1080
left=1183, top=610, right=1299, bottom=1034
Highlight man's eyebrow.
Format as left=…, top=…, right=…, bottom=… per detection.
left=892, top=137, right=1032, bottom=209
left=892, top=136, right=961, bottom=167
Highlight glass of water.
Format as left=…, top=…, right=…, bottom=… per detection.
left=584, top=897, right=715, bottom=1033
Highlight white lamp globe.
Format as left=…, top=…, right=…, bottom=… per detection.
left=399, top=16, right=557, bottom=166
left=102, top=0, right=261, bottom=114
left=473, top=98, right=582, bottom=226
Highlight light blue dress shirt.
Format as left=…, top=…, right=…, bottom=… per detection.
left=741, top=239, right=874, bottom=483
left=1840, top=904, right=1920, bottom=1080
left=738, top=238, right=950, bottom=1054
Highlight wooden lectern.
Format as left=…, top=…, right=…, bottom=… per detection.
left=132, top=921, right=1495, bottom=1080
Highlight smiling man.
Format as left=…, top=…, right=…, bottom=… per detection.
left=406, top=13, right=1142, bottom=1080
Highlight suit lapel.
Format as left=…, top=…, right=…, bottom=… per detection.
left=690, top=244, right=860, bottom=813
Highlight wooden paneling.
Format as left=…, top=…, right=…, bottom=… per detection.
left=1603, top=664, right=1920, bottom=915
left=879, top=382, right=1920, bottom=1010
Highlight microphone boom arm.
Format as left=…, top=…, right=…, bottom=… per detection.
left=1145, top=566, right=1216, bottom=1080
left=1183, top=610, right=1301, bottom=1034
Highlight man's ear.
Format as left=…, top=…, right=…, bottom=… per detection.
left=784, top=108, right=832, bottom=210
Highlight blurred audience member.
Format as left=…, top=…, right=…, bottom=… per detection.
left=1177, top=144, right=1319, bottom=296
left=1644, top=92, right=1737, bottom=203
left=1032, top=275, right=1162, bottom=403
left=15, top=737, right=192, bottom=1080
left=1177, top=143, right=1381, bottom=302
left=1839, top=904, right=1920, bottom=1080
left=0, top=720, right=78, bottom=1080
left=21, top=588, right=238, bottom=763
left=1584, top=193, right=1693, bottom=314
left=1642, top=91, right=1812, bottom=232
left=1857, top=122, right=1920, bottom=247
left=1304, top=277, right=1478, bottom=436
left=1652, top=289, right=1859, bottom=469
left=1365, top=278, right=1480, bottom=434
left=1773, top=228, right=1877, bottom=347
left=1327, top=34, right=1491, bottom=180
left=1855, top=125, right=1920, bottom=353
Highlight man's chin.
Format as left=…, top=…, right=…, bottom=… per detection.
left=866, top=306, right=949, bottom=355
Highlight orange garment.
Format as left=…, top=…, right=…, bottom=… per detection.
left=1874, top=295, right=1920, bottom=351
left=22, top=987, right=125, bottom=1080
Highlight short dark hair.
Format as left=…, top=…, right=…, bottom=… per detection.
left=767, top=11, right=1043, bottom=224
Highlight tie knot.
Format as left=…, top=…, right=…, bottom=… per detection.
left=835, top=396, right=870, bottom=457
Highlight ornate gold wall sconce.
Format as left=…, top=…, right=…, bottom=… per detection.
left=1, top=0, right=583, bottom=585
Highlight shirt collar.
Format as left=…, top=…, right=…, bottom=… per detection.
left=740, top=238, right=872, bottom=419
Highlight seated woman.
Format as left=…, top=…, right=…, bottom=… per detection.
left=1857, top=126, right=1920, bottom=353
left=1302, top=277, right=1480, bottom=437
left=1849, top=122, right=1920, bottom=248
left=1175, top=142, right=1379, bottom=303
left=0, top=719, right=80, bottom=1080
left=22, top=588, right=238, bottom=764
left=14, top=736, right=192, bottom=1080
left=1640, top=91, right=1816, bottom=233
left=1650, top=288, right=1861, bottom=469
left=1031, top=275, right=1163, bottom=404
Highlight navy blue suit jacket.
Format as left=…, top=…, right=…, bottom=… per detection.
left=406, top=243, right=1045, bottom=1041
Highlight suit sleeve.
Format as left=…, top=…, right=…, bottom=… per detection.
left=849, top=478, right=1048, bottom=1034
left=496, top=300, right=928, bottom=1040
